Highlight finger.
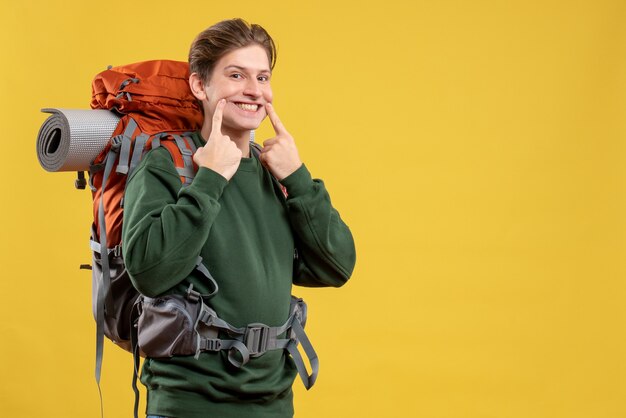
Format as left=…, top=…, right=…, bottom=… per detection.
left=262, top=138, right=278, bottom=148
left=211, top=99, right=226, bottom=135
left=265, top=103, right=287, bottom=134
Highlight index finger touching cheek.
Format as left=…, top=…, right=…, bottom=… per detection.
left=265, top=103, right=287, bottom=134
left=212, top=99, right=226, bottom=134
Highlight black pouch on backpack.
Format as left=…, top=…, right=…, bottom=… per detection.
left=137, top=294, right=202, bottom=358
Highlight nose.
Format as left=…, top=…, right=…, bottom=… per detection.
left=243, top=78, right=262, bottom=99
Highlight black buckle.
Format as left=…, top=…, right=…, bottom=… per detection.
left=112, top=245, right=122, bottom=258
left=245, top=324, right=269, bottom=356
left=75, top=171, right=86, bottom=190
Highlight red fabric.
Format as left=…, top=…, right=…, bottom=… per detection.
left=91, top=60, right=203, bottom=134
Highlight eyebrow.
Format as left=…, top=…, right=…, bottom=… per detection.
left=223, top=65, right=271, bottom=74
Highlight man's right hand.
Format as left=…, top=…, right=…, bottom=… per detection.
left=192, top=99, right=242, bottom=181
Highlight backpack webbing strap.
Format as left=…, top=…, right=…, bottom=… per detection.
left=193, top=257, right=219, bottom=298
left=90, top=240, right=122, bottom=258
left=94, top=139, right=121, bottom=400
left=130, top=300, right=142, bottom=418
left=286, top=318, right=319, bottom=389
left=173, top=134, right=195, bottom=185
left=250, top=140, right=261, bottom=156
left=116, top=118, right=138, bottom=175
left=182, top=132, right=199, bottom=153
left=151, top=136, right=161, bottom=150
left=131, top=350, right=140, bottom=418
left=194, top=297, right=319, bottom=389
left=128, top=133, right=149, bottom=175
left=175, top=167, right=195, bottom=184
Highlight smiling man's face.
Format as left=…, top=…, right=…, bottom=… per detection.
left=201, top=44, right=273, bottom=134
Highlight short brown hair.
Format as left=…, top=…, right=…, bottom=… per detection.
left=189, top=18, right=277, bottom=83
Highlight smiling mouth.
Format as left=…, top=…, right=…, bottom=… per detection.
left=234, top=102, right=260, bottom=112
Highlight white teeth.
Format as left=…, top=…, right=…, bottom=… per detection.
left=236, top=103, right=259, bottom=111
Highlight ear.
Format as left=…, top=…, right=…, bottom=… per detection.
left=189, top=72, right=207, bottom=101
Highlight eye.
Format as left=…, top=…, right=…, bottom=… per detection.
left=258, top=75, right=270, bottom=82
left=230, top=73, right=243, bottom=79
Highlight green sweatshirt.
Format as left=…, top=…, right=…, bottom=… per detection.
left=122, top=132, right=356, bottom=418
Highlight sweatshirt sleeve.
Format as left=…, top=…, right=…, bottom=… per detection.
left=279, top=164, right=357, bottom=287
left=121, top=148, right=228, bottom=297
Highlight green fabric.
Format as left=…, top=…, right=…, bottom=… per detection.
left=122, top=132, right=356, bottom=418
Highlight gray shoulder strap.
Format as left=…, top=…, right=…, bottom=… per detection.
left=128, top=133, right=150, bottom=176
left=116, top=118, right=138, bottom=175
left=172, top=134, right=196, bottom=186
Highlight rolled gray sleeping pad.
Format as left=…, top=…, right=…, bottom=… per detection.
left=37, top=108, right=120, bottom=172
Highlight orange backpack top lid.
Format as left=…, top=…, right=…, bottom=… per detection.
left=89, top=60, right=202, bottom=247
left=91, top=60, right=203, bottom=135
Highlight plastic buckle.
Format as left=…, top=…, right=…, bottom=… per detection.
left=198, top=309, right=211, bottom=324
left=245, top=324, right=270, bottom=356
left=110, top=135, right=123, bottom=151
left=75, top=171, right=86, bottom=190
left=201, top=338, right=221, bottom=352
left=186, top=284, right=201, bottom=302
left=118, top=78, right=139, bottom=91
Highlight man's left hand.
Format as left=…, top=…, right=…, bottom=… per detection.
left=260, top=103, right=303, bottom=181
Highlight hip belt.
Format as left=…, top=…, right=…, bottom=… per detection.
left=134, top=285, right=319, bottom=389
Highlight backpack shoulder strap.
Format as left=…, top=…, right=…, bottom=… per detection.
left=156, top=134, right=198, bottom=186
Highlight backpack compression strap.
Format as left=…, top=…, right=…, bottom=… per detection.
left=93, top=129, right=126, bottom=415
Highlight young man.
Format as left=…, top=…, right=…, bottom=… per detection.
left=122, top=18, right=356, bottom=418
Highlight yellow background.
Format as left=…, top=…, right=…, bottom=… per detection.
left=1, top=0, right=625, bottom=417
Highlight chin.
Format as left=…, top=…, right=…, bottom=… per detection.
left=225, top=117, right=264, bottom=132
left=229, top=122, right=261, bottom=132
